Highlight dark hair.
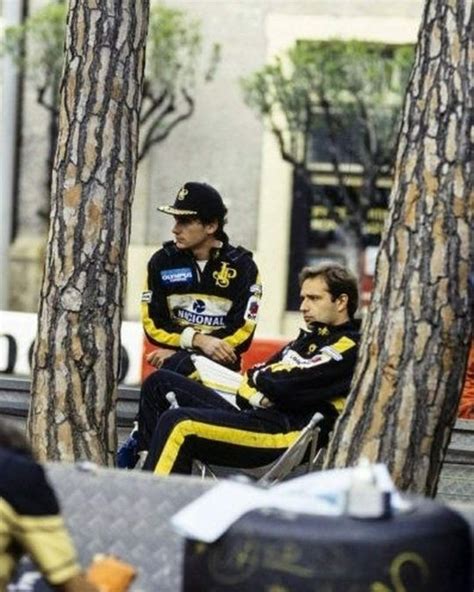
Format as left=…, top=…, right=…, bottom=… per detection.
left=299, top=264, right=359, bottom=319
left=0, top=419, right=33, bottom=457
left=198, top=211, right=228, bottom=243
left=176, top=211, right=229, bottom=244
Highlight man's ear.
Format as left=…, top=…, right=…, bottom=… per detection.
left=205, top=220, right=219, bottom=235
left=337, top=293, right=349, bottom=311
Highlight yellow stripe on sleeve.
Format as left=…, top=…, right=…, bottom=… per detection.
left=236, top=375, right=258, bottom=401
left=140, top=279, right=181, bottom=347
left=223, top=318, right=256, bottom=348
left=0, top=500, right=81, bottom=585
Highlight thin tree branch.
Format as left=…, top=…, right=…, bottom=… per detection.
left=138, top=89, right=194, bottom=162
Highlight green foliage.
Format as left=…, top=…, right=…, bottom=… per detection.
left=241, top=40, right=414, bottom=169
left=3, top=3, right=66, bottom=90
left=147, top=5, right=202, bottom=92
left=139, top=4, right=220, bottom=158
left=1, top=2, right=220, bottom=160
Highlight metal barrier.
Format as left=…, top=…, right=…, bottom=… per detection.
left=1, top=376, right=474, bottom=503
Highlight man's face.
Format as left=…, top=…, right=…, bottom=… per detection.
left=172, top=216, right=217, bottom=252
left=299, top=276, right=347, bottom=327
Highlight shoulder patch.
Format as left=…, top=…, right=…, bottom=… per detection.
left=244, top=294, right=260, bottom=322
left=322, top=336, right=357, bottom=360
left=250, top=283, right=263, bottom=296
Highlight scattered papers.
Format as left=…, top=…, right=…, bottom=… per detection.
left=171, top=464, right=400, bottom=543
left=171, top=479, right=337, bottom=543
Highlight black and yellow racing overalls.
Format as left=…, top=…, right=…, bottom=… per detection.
left=141, top=240, right=262, bottom=373
left=141, top=319, right=361, bottom=475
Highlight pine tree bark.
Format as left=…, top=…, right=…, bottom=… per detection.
left=325, top=0, right=473, bottom=495
left=28, top=0, right=150, bottom=464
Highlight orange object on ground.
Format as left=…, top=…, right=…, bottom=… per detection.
left=458, top=341, right=474, bottom=419
left=86, top=555, right=136, bottom=592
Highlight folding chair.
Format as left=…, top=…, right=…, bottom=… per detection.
left=195, top=411, right=326, bottom=486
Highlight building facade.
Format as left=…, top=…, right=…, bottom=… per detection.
left=3, top=0, right=424, bottom=337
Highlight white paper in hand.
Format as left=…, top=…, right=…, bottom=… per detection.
left=192, top=355, right=243, bottom=407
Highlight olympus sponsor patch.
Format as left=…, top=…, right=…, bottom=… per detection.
left=161, top=267, right=193, bottom=284
left=141, top=290, right=153, bottom=303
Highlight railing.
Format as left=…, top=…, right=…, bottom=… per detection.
left=1, top=375, right=473, bottom=502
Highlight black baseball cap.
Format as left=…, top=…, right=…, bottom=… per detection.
left=157, top=182, right=227, bottom=220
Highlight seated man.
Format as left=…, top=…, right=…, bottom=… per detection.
left=140, top=264, right=361, bottom=475
left=118, top=181, right=262, bottom=468
left=142, top=181, right=262, bottom=376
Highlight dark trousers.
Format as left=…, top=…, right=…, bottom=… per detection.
left=140, top=370, right=315, bottom=475
left=138, top=369, right=235, bottom=452
left=146, top=349, right=241, bottom=378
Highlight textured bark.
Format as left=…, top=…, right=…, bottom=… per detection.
left=325, top=0, right=473, bottom=496
left=28, top=0, right=150, bottom=464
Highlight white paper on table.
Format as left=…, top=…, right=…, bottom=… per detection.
left=171, top=464, right=399, bottom=543
left=172, top=478, right=341, bottom=544
left=274, top=463, right=404, bottom=510
left=171, top=481, right=269, bottom=543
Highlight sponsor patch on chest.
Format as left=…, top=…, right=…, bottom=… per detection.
left=167, top=294, right=232, bottom=330
left=282, top=347, right=332, bottom=368
left=160, top=267, right=193, bottom=284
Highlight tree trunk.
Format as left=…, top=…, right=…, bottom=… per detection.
left=28, top=0, right=150, bottom=464
left=325, top=0, right=473, bottom=496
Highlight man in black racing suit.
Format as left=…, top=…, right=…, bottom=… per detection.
left=117, top=182, right=261, bottom=468
left=141, top=264, right=361, bottom=475
left=141, top=181, right=261, bottom=376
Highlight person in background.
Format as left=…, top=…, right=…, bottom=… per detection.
left=0, top=420, right=97, bottom=592
left=141, top=264, right=361, bottom=475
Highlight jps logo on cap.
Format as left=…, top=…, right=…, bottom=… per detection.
left=177, top=186, right=189, bottom=200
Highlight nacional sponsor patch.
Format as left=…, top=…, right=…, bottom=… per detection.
left=167, top=293, right=232, bottom=330
left=141, top=290, right=152, bottom=303
left=244, top=295, right=260, bottom=322
left=174, top=308, right=226, bottom=328
left=160, top=267, right=193, bottom=284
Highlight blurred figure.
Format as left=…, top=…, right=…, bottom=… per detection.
left=0, top=420, right=97, bottom=591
